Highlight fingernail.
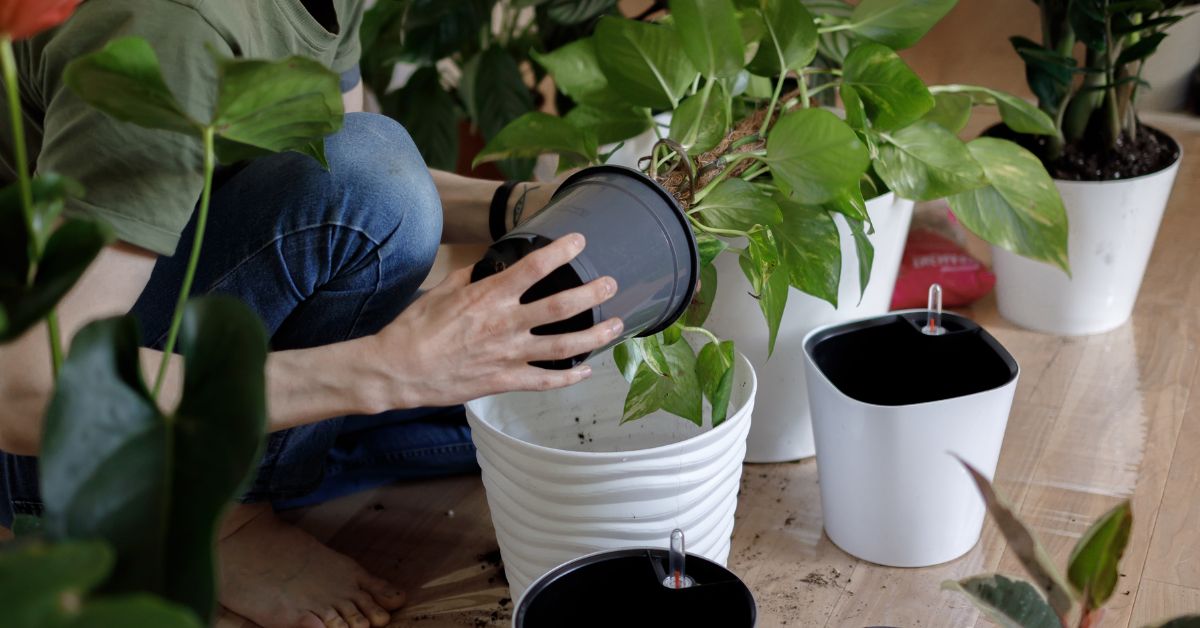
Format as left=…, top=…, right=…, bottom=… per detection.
left=571, top=233, right=585, bottom=249
left=605, top=278, right=618, bottom=296
left=608, top=319, right=624, bottom=337
left=577, top=365, right=592, bottom=378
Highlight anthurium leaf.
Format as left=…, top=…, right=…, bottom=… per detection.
left=621, top=340, right=702, bottom=425
left=41, top=297, right=268, bottom=622
left=613, top=340, right=644, bottom=383
left=875, top=120, right=986, bottom=201
left=846, top=216, right=874, bottom=303
left=378, top=67, right=460, bottom=171
left=943, top=574, right=1061, bottom=628
left=843, top=43, right=934, bottom=131
left=947, top=138, right=1070, bottom=273
left=955, top=456, right=1078, bottom=619
left=211, top=55, right=343, bottom=167
left=1067, top=500, right=1132, bottom=610
left=774, top=197, right=840, bottom=307
left=932, top=85, right=1058, bottom=137
left=684, top=263, right=719, bottom=326
left=923, top=91, right=973, bottom=133
left=62, top=37, right=202, bottom=136
left=532, top=38, right=609, bottom=103
left=474, top=112, right=599, bottom=169
left=669, top=82, right=732, bottom=154
left=697, top=339, right=735, bottom=426
left=748, top=0, right=817, bottom=74
left=697, top=178, right=782, bottom=231
left=766, top=108, right=869, bottom=204
left=670, top=0, right=746, bottom=78
left=847, top=0, right=957, bottom=49
left=0, top=540, right=113, bottom=628
left=595, top=16, right=698, bottom=109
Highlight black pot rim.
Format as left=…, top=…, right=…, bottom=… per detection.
left=555, top=165, right=700, bottom=337
left=981, top=122, right=1183, bottom=183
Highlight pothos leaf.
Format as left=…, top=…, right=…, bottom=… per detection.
left=622, top=340, right=703, bottom=425
left=696, top=339, right=735, bottom=426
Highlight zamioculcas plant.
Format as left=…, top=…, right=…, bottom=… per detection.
left=0, top=33, right=344, bottom=626
left=474, top=0, right=1071, bottom=426
left=948, top=458, right=1200, bottom=628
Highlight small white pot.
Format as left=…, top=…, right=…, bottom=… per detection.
left=992, top=141, right=1182, bottom=336
left=803, top=311, right=1019, bottom=567
left=704, top=192, right=915, bottom=462
left=465, top=351, right=757, bottom=600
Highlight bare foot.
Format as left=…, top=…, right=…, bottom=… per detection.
left=218, top=504, right=406, bottom=628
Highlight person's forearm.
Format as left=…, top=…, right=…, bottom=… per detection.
left=433, top=169, right=506, bottom=244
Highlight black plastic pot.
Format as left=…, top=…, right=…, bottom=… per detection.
left=514, top=549, right=756, bottom=628
left=472, top=165, right=699, bottom=369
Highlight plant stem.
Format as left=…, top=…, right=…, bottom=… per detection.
left=817, top=23, right=854, bottom=34
left=741, top=163, right=769, bottom=181
left=759, top=70, right=788, bottom=136
left=681, top=325, right=722, bottom=346
left=685, top=78, right=715, bottom=148
left=153, top=126, right=216, bottom=399
left=806, top=81, right=842, bottom=100
left=689, top=220, right=749, bottom=239
left=46, top=311, right=64, bottom=374
left=692, top=151, right=767, bottom=203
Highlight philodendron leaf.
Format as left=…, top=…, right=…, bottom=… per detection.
left=874, top=120, right=986, bottom=201
left=955, top=456, right=1077, bottom=620
left=923, top=91, right=973, bottom=133
left=943, top=574, right=1061, bottom=628
left=847, top=0, right=957, bottom=49
left=532, top=38, right=609, bottom=103
left=766, top=108, right=869, bottom=204
left=1067, top=500, right=1132, bottom=611
left=843, top=43, right=934, bottom=131
left=697, top=340, right=735, bottom=426
left=595, top=16, right=698, bottom=109
left=932, top=85, right=1058, bottom=137
left=739, top=230, right=788, bottom=355
left=622, top=340, right=702, bottom=425
left=62, top=37, right=202, bottom=136
left=669, top=82, right=732, bottom=155
left=670, top=0, right=746, bottom=78
left=211, top=54, right=344, bottom=168
left=773, top=197, right=841, bottom=308
left=566, top=104, right=652, bottom=146
left=748, top=0, right=817, bottom=75
left=40, top=297, right=268, bottom=622
left=380, top=67, right=460, bottom=171
left=695, top=233, right=730, bottom=267
left=696, top=178, right=782, bottom=231
left=684, top=263, right=719, bottom=327
left=474, top=112, right=599, bottom=169
left=947, top=138, right=1070, bottom=273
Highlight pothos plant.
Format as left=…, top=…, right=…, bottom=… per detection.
left=949, top=458, right=1200, bottom=628
left=474, top=0, right=1072, bottom=427
left=361, top=0, right=623, bottom=178
left=1, top=11, right=343, bottom=626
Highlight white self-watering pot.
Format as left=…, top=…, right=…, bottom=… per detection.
left=465, top=351, right=757, bottom=600
left=803, top=310, right=1019, bottom=567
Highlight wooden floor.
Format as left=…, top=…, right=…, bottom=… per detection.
left=213, top=118, right=1200, bottom=627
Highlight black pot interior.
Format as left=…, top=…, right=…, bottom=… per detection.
left=516, top=549, right=756, bottom=628
left=806, top=312, right=1018, bottom=406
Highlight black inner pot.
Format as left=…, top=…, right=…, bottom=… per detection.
left=516, top=549, right=756, bottom=628
left=806, top=312, right=1018, bottom=406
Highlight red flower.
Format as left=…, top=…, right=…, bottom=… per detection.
left=0, top=0, right=79, bottom=41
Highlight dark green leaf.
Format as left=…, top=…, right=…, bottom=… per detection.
left=669, top=82, right=732, bottom=154
left=847, top=216, right=874, bottom=303
left=848, top=0, right=957, bottom=49
left=474, top=112, right=599, bottom=169
left=875, top=120, right=986, bottom=201
left=697, top=340, right=735, bottom=426
left=671, top=0, right=747, bottom=78
left=947, top=138, right=1070, bottom=273
left=943, top=574, right=1061, bottom=628
left=1010, top=36, right=1075, bottom=112
left=41, top=297, right=268, bottom=622
left=63, top=37, right=201, bottom=136
left=622, top=340, right=703, bottom=425
left=695, top=232, right=730, bottom=267
left=468, top=47, right=536, bottom=178
left=748, top=0, right=818, bottom=74
left=923, top=92, right=973, bottom=133
left=696, top=178, right=782, bottom=231
left=531, top=38, right=609, bottom=103
left=744, top=73, right=775, bottom=99
left=739, top=244, right=789, bottom=356
left=595, top=16, right=699, bottom=108
left=773, top=197, right=840, bottom=307
left=1070, top=0, right=1108, bottom=51
left=395, top=0, right=490, bottom=65
left=766, top=108, right=869, bottom=204
left=1067, top=501, right=1132, bottom=610
left=843, top=43, right=934, bottom=131
left=841, top=84, right=869, bottom=131
left=381, top=67, right=460, bottom=170
left=11, top=514, right=43, bottom=537
left=565, top=104, right=653, bottom=145
left=545, top=0, right=616, bottom=24
left=955, top=456, right=1078, bottom=619
left=684, top=263, right=719, bottom=326
left=932, top=85, right=1058, bottom=136
left=0, top=540, right=113, bottom=627
left=1117, top=32, right=1167, bottom=65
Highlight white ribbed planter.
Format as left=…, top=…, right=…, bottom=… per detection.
left=465, top=351, right=756, bottom=601
left=992, top=139, right=1182, bottom=336
left=704, top=192, right=915, bottom=462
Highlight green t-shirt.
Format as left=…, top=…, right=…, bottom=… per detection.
left=0, top=0, right=363, bottom=256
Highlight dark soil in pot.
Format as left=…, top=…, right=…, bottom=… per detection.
left=985, top=122, right=1180, bottom=181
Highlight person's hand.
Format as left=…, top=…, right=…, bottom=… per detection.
left=371, top=233, right=621, bottom=409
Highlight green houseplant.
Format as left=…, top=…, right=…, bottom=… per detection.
left=988, top=0, right=1193, bottom=336
left=473, top=0, right=1072, bottom=428
left=360, top=0, right=625, bottom=177
left=1, top=12, right=344, bottom=624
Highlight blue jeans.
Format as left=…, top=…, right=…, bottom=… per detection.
left=1, top=113, right=479, bottom=526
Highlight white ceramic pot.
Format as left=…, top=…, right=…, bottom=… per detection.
left=465, top=351, right=757, bottom=600
left=992, top=143, right=1182, bottom=336
left=704, top=192, right=915, bottom=462
left=803, top=310, right=1019, bottom=567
